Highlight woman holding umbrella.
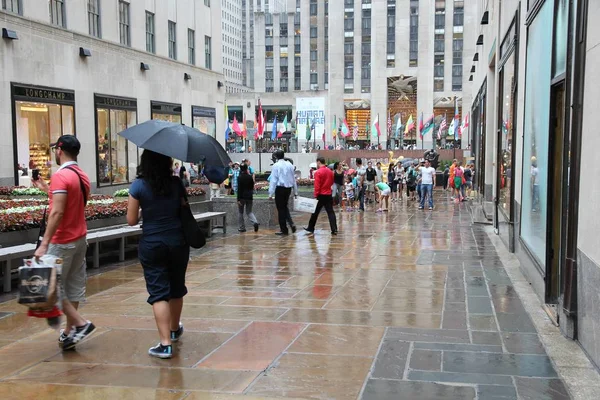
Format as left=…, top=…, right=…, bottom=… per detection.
left=127, top=150, right=190, bottom=359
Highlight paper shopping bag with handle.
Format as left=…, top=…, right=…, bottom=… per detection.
left=294, top=196, right=318, bottom=213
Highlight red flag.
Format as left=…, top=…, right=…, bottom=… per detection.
left=257, top=100, right=265, bottom=138
left=322, top=129, right=326, bottom=143
left=374, top=115, right=381, bottom=137
left=242, top=114, right=247, bottom=138
left=341, top=119, right=350, bottom=137
left=232, top=114, right=242, bottom=136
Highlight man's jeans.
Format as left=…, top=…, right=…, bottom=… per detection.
left=420, top=184, right=434, bottom=208
left=238, top=199, right=258, bottom=230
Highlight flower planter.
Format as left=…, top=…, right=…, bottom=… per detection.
left=211, top=196, right=290, bottom=228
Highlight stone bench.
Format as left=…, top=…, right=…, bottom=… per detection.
left=0, top=211, right=226, bottom=293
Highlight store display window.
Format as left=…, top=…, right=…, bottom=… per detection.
left=11, top=84, right=75, bottom=185
left=95, top=95, right=137, bottom=186
left=151, top=101, right=182, bottom=123
left=192, top=106, right=216, bottom=137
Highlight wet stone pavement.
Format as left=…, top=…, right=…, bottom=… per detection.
left=0, top=192, right=574, bottom=399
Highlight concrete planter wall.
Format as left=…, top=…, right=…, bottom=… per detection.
left=211, top=196, right=292, bottom=228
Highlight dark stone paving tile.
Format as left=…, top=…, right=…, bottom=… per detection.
left=371, top=339, right=410, bottom=379
left=386, top=327, right=470, bottom=343
left=496, top=312, right=537, bottom=333
left=445, top=289, right=466, bottom=302
left=492, top=296, right=526, bottom=314
left=446, top=277, right=465, bottom=288
left=414, top=342, right=502, bottom=353
left=0, top=312, right=13, bottom=320
left=445, top=302, right=466, bottom=312
left=489, top=285, right=519, bottom=298
left=362, top=379, right=476, bottom=400
left=442, top=311, right=468, bottom=329
left=478, top=385, right=518, bottom=400
left=469, top=315, right=498, bottom=331
left=472, top=331, right=502, bottom=346
left=468, top=297, right=494, bottom=314
left=409, top=349, right=441, bottom=371
left=514, top=377, right=570, bottom=400
left=408, top=370, right=514, bottom=385
left=443, top=352, right=558, bottom=377
left=502, top=332, right=546, bottom=354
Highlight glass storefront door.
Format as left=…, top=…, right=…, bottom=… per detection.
left=11, top=84, right=76, bottom=185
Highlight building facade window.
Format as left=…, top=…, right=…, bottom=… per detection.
left=205, top=36, right=212, bottom=69
left=168, top=21, right=177, bottom=60
left=95, top=95, right=137, bottom=186
left=309, top=0, right=317, bottom=16
left=204, top=0, right=210, bottom=6
left=361, top=5, right=371, bottom=93
left=192, top=106, right=216, bottom=138
left=387, top=0, right=395, bottom=68
left=2, top=0, right=21, bottom=15
left=49, top=0, right=66, bottom=28
left=11, top=84, right=75, bottom=185
left=188, top=29, right=196, bottom=65
left=452, top=0, right=464, bottom=91
left=119, top=1, right=130, bottom=47
left=146, top=12, right=155, bottom=53
left=521, top=2, right=552, bottom=264
left=151, top=101, right=182, bottom=123
left=294, top=56, right=301, bottom=90
left=409, top=0, right=419, bottom=66
left=88, top=0, right=101, bottom=38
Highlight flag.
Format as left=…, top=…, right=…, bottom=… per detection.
left=438, top=117, right=447, bottom=139
left=353, top=121, right=359, bottom=140
left=306, top=121, right=311, bottom=141
left=224, top=104, right=230, bottom=141
left=372, top=115, right=381, bottom=137
left=341, top=119, right=350, bottom=137
left=232, top=114, right=242, bottom=137
left=242, top=114, right=247, bottom=138
left=257, top=100, right=265, bottom=139
left=420, top=114, right=434, bottom=138
left=322, top=129, right=326, bottom=143
left=460, top=112, right=469, bottom=137
left=271, top=115, right=278, bottom=141
left=418, top=114, right=424, bottom=133
left=453, top=100, right=460, bottom=140
left=404, top=115, right=414, bottom=135
left=387, top=112, right=392, bottom=136
left=311, top=118, right=316, bottom=131
left=448, top=117, right=455, bottom=138
left=395, top=114, right=402, bottom=138
left=283, top=115, right=288, bottom=132
left=332, top=115, right=337, bottom=138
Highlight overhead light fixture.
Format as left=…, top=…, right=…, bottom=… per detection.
left=470, top=65, right=476, bottom=73
left=481, top=11, right=489, bottom=25
left=217, top=81, right=224, bottom=88
left=140, top=62, right=150, bottom=71
left=477, top=35, right=484, bottom=45
left=473, top=53, right=479, bottom=62
left=184, top=73, right=192, bottom=81
left=2, top=28, right=18, bottom=40
left=469, top=75, right=473, bottom=82
left=79, top=47, right=92, bottom=57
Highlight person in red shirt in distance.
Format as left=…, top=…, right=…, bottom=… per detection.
left=304, top=157, right=338, bottom=235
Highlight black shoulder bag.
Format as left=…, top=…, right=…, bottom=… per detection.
left=178, top=179, right=206, bottom=249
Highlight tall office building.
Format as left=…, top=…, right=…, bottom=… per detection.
left=234, top=0, right=476, bottom=149
left=222, top=0, right=246, bottom=93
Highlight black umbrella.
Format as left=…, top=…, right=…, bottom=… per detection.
left=118, top=120, right=231, bottom=167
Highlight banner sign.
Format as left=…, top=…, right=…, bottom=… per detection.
left=296, top=97, right=325, bottom=141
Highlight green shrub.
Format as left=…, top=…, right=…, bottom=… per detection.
left=113, top=188, right=130, bottom=197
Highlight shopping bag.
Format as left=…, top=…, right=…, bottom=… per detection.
left=294, top=196, right=318, bottom=213
left=18, top=256, right=63, bottom=328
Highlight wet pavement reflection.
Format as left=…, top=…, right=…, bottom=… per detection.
left=0, top=192, right=572, bottom=399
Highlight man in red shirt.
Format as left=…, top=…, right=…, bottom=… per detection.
left=304, top=157, right=338, bottom=235
left=33, top=135, right=96, bottom=351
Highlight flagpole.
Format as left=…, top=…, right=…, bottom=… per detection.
left=453, top=97, right=457, bottom=160
left=421, top=112, right=424, bottom=151
left=377, top=113, right=380, bottom=147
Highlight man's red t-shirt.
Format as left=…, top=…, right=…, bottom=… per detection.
left=49, top=162, right=90, bottom=244
left=314, top=166, right=334, bottom=197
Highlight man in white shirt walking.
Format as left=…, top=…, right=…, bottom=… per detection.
left=419, top=159, right=436, bottom=210
left=269, top=150, right=298, bottom=235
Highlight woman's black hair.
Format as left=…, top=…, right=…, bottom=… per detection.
left=333, top=162, right=339, bottom=170
left=137, top=150, right=174, bottom=196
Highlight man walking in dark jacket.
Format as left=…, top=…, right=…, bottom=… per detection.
left=305, top=157, right=338, bottom=235
left=237, top=163, right=259, bottom=232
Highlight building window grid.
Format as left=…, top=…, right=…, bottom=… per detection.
left=452, top=2, right=464, bottom=91
left=119, top=1, right=130, bottom=47
left=146, top=12, right=155, bottom=53
left=387, top=3, right=395, bottom=68
left=168, top=21, right=177, bottom=60
left=88, top=0, right=101, bottom=38
left=188, top=29, right=196, bottom=65
left=2, top=0, right=21, bottom=15
left=205, top=36, right=212, bottom=70
left=49, top=0, right=66, bottom=28
left=409, top=1, right=418, bottom=66
left=361, top=6, right=371, bottom=93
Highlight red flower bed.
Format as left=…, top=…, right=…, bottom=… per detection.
left=186, top=187, right=206, bottom=196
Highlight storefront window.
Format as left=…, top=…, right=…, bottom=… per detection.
left=97, top=109, right=136, bottom=185
left=521, top=1, right=553, bottom=263
left=192, top=106, right=216, bottom=138
left=15, top=101, right=74, bottom=183
left=151, top=101, right=182, bottom=124
left=499, top=53, right=515, bottom=216
left=553, top=0, right=568, bottom=77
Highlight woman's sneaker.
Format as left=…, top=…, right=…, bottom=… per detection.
left=62, top=321, right=96, bottom=351
left=170, top=322, right=184, bottom=342
left=149, top=343, right=173, bottom=359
